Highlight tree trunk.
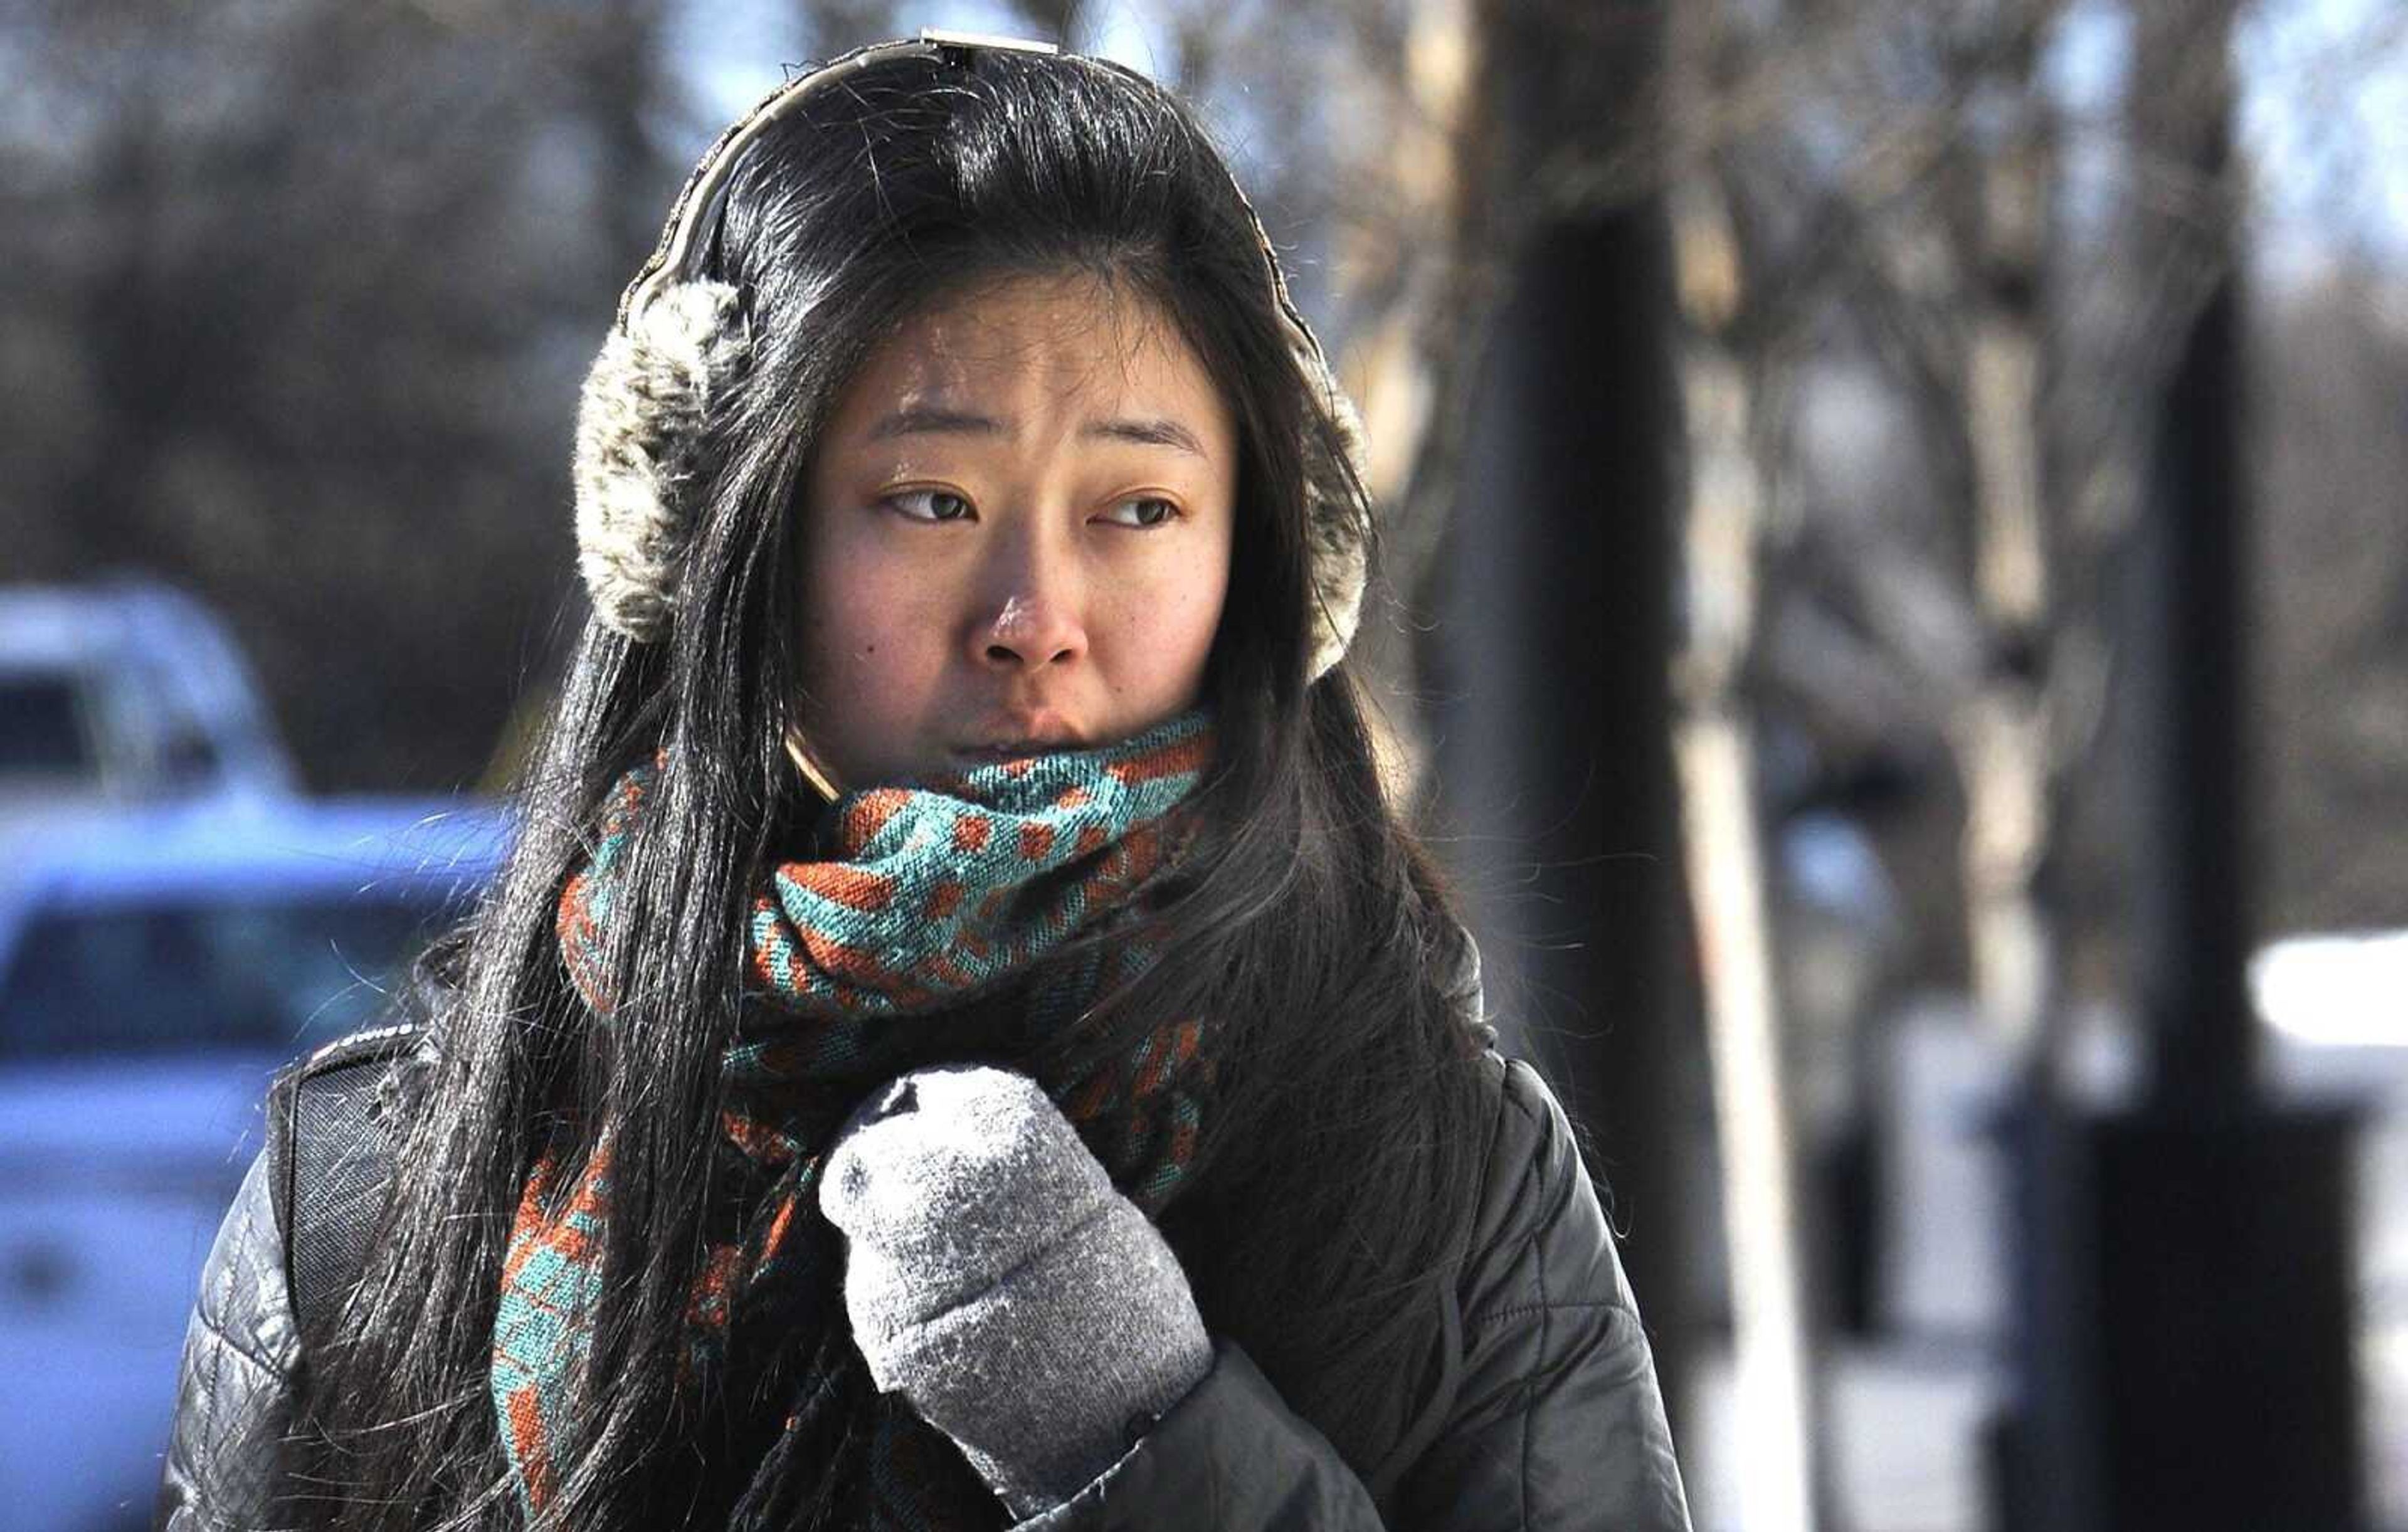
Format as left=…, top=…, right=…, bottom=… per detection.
left=1667, top=154, right=1830, bottom=1530
left=1949, top=7, right=2064, bottom=1072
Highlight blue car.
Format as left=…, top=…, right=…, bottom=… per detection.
left=0, top=796, right=510, bottom=1531
left=0, top=581, right=297, bottom=820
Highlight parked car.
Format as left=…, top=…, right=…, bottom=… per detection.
left=0, top=580, right=295, bottom=820
left=0, top=795, right=510, bottom=1532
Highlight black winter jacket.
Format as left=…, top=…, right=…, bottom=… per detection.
left=156, top=1040, right=1692, bottom=1531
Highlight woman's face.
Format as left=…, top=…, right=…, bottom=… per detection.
left=794, top=272, right=1237, bottom=790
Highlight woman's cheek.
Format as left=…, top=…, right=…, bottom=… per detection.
left=827, top=540, right=930, bottom=649
left=831, top=588, right=916, bottom=684
left=806, top=539, right=916, bottom=675
left=1119, top=561, right=1225, bottom=704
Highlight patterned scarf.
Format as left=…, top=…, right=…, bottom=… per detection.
left=491, top=711, right=1219, bottom=1529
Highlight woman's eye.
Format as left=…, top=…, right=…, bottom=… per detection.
left=885, top=489, right=974, bottom=523
left=1101, top=497, right=1180, bottom=529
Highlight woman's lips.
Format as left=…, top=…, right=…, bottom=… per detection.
left=954, top=714, right=1084, bottom=761
left=951, top=737, right=1077, bottom=763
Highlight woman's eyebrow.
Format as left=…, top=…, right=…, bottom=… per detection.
left=1082, top=417, right=1207, bottom=457
left=865, top=407, right=1206, bottom=458
left=867, top=406, right=1008, bottom=441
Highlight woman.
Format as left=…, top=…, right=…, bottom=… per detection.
left=159, top=32, right=1691, bottom=1532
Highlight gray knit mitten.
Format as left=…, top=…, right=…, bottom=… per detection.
left=819, top=1064, right=1213, bottom=1516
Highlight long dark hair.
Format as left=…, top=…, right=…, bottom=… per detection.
left=295, top=47, right=1491, bottom=1531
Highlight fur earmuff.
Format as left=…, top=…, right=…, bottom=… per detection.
left=1297, top=347, right=1370, bottom=682
left=572, top=281, right=750, bottom=643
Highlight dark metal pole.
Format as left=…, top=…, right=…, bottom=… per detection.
left=2131, top=261, right=2256, bottom=1111
left=1997, top=45, right=2366, bottom=1527
left=2096, top=234, right=2366, bottom=1531
left=1420, top=1, right=1697, bottom=1440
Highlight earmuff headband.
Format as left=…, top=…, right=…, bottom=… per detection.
left=620, top=33, right=1060, bottom=330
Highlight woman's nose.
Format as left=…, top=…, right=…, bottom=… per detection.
left=973, top=535, right=1087, bottom=672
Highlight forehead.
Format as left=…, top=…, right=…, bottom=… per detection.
left=827, top=272, right=1232, bottom=435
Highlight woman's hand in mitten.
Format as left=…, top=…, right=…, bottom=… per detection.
left=818, top=1064, right=1213, bottom=1518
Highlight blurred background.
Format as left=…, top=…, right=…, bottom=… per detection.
left=2, top=0, right=2403, bottom=1528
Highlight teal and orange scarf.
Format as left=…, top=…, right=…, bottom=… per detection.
left=491, top=711, right=1218, bottom=1528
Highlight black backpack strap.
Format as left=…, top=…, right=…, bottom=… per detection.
left=265, top=1022, right=426, bottom=1336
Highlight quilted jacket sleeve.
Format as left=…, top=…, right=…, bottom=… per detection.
left=1016, top=1055, right=1692, bottom=1531
left=155, top=1148, right=304, bottom=1532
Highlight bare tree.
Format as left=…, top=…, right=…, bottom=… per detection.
left=1, top=0, right=681, bottom=791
